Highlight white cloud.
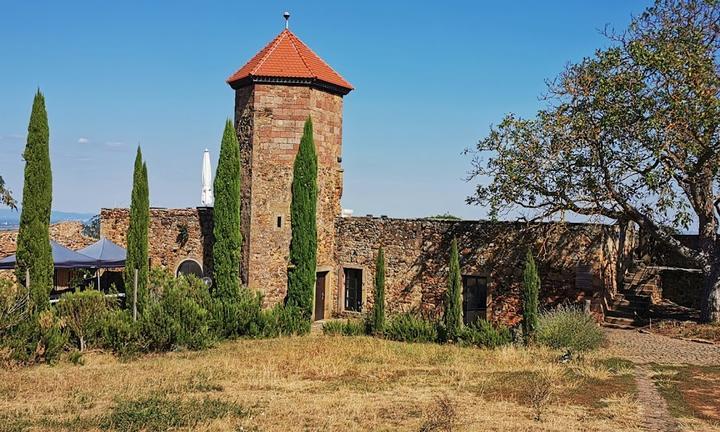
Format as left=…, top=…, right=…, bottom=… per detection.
left=78, top=137, right=90, bottom=144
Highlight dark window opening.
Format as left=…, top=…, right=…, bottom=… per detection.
left=276, top=216, right=282, bottom=228
left=462, top=275, right=487, bottom=324
left=344, top=268, right=363, bottom=312
left=176, top=260, right=203, bottom=278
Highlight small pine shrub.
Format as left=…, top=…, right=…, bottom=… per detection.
left=257, top=304, right=311, bottom=337
left=3, top=309, right=67, bottom=365
left=208, top=289, right=264, bottom=339
left=384, top=312, right=439, bottom=343
left=536, top=304, right=605, bottom=352
left=458, top=320, right=512, bottom=348
left=323, top=319, right=365, bottom=336
left=140, top=272, right=212, bottom=351
left=0, top=279, right=28, bottom=334
left=100, top=309, right=143, bottom=357
left=57, top=290, right=107, bottom=351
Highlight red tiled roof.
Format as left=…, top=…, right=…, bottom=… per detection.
left=227, top=29, right=353, bottom=93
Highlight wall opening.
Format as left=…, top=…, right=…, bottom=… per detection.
left=343, top=268, right=363, bottom=312
left=462, top=275, right=487, bottom=324
left=176, top=259, right=203, bottom=278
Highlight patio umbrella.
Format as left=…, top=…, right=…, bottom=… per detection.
left=201, top=148, right=214, bottom=206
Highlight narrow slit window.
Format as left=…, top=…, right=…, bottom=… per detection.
left=276, top=216, right=282, bottom=228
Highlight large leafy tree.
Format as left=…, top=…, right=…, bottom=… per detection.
left=124, top=147, right=150, bottom=310
left=467, top=0, right=720, bottom=322
left=212, top=119, right=242, bottom=299
left=287, top=117, right=318, bottom=320
left=15, top=90, right=53, bottom=310
left=0, top=175, right=16, bottom=209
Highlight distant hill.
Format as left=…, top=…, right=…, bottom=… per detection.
left=0, top=209, right=95, bottom=231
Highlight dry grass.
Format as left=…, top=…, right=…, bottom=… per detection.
left=651, top=365, right=720, bottom=430
left=0, top=335, right=642, bottom=431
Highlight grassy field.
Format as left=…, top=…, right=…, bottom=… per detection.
left=0, top=335, right=645, bottom=431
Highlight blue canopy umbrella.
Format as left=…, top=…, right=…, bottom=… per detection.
left=77, top=237, right=126, bottom=268
left=0, top=240, right=96, bottom=270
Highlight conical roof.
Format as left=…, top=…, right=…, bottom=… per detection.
left=227, top=29, right=353, bottom=95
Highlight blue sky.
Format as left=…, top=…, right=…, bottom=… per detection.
left=0, top=1, right=652, bottom=218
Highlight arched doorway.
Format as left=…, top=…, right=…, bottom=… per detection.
left=175, top=259, right=203, bottom=278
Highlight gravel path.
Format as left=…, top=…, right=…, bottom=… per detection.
left=604, top=328, right=720, bottom=365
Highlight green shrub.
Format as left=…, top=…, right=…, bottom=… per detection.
left=57, top=290, right=107, bottom=351
left=0, top=279, right=28, bottom=336
left=259, top=304, right=311, bottom=337
left=384, top=312, right=438, bottom=343
left=100, top=309, right=143, bottom=357
left=141, top=272, right=212, bottom=351
left=458, top=320, right=512, bottom=348
left=2, top=309, right=67, bottom=365
left=536, top=304, right=605, bottom=352
left=323, top=319, right=365, bottom=336
left=208, top=289, right=264, bottom=339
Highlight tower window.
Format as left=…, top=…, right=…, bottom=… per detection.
left=276, top=216, right=283, bottom=228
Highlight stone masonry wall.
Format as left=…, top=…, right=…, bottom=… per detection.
left=236, top=83, right=344, bottom=313
left=335, top=217, right=630, bottom=326
left=100, top=208, right=214, bottom=277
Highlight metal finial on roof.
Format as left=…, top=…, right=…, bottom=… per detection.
left=283, top=11, right=290, bottom=29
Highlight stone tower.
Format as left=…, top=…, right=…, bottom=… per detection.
left=227, top=27, right=352, bottom=319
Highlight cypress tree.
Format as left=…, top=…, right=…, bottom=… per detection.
left=15, top=90, right=53, bottom=310
left=287, top=117, right=317, bottom=320
left=445, top=238, right=463, bottom=340
left=522, top=250, right=540, bottom=344
left=212, top=119, right=242, bottom=298
left=371, top=247, right=386, bottom=334
left=124, top=147, right=150, bottom=309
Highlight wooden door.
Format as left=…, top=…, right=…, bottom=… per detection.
left=314, top=272, right=327, bottom=321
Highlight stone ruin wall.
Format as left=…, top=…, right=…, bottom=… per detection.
left=237, top=84, right=344, bottom=310
left=100, top=208, right=214, bottom=277
left=334, top=217, right=634, bottom=325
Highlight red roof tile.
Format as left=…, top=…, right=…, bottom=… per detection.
left=227, top=29, right=353, bottom=93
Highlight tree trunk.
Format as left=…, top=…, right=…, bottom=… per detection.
left=700, top=258, right=720, bottom=323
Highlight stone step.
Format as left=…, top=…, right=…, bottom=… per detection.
left=604, top=316, right=638, bottom=326
left=602, top=321, right=638, bottom=330
left=606, top=308, right=637, bottom=319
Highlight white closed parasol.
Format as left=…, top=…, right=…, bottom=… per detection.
left=201, top=149, right=214, bottom=206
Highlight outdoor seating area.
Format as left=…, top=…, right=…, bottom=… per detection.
left=0, top=237, right=126, bottom=300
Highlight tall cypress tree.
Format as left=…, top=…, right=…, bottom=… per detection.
left=15, top=90, right=53, bottom=310
left=445, top=238, right=463, bottom=340
left=287, top=117, right=317, bottom=319
left=212, top=119, right=242, bottom=299
left=522, top=250, right=540, bottom=344
left=124, top=147, right=150, bottom=309
left=371, top=247, right=386, bottom=334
